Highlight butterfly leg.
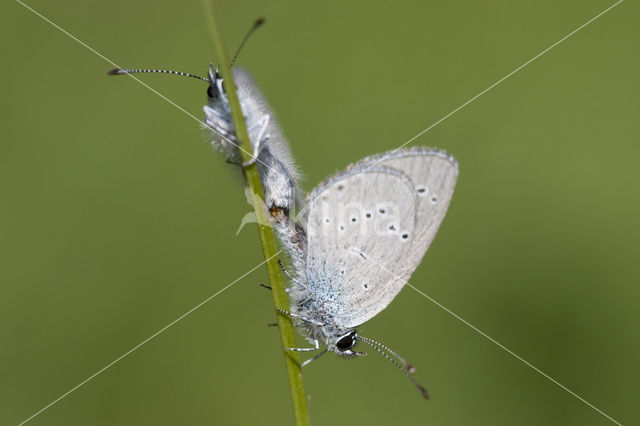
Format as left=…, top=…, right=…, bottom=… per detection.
left=242, top=114, right=270, bottom=167
left=301, top=349, right=328, bottom=367
left=260, top=282, right=290, bottom=294
left=277, top=308, right=324, bottom=326
left=260, top=284, right=283, bottom=325
left=285, top=339, right=319, bottom=352
left=278, top=259, right=303, bottom=289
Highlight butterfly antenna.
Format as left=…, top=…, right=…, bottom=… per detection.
left=107, top=68, right=209, bottom=82
left=230, top=17, right=265, bottom=67
left=358, top=335, right=416, bottom=374
left=358, top=336, right=429, bottom=400
left=108, top=18, right=264, bottom=81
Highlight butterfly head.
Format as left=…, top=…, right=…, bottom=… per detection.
left=207, top=65, right=225, bottom=102
left=330, top=330, right=366, bottom=357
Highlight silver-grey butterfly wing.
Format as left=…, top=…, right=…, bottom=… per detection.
left=304, top=166, right=417, bottom=327
left=303, top=147, right=458, bottom=328
left=364, top=147, right=458, bottom=285
left=203, top=68, right=301, bottom=211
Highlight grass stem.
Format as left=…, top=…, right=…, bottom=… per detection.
left=202, top=3, right=310, bottom=425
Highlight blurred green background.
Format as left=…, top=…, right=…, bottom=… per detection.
left=2, top=0, right=638, bottom=425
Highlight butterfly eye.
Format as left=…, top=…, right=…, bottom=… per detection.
left=335, top=332, right=357, bottom=351
left=207, top=82, right=220, bottom=99
left=207, top=69, right=225, bottom=100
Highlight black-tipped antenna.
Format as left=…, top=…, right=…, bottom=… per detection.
left=107, top=18, right=264, bottom=83
left=230, top=17, right=265, bottom=67
left=358, top=335, right=416, bottom=374
left=107, top=68, right=209, bottom=82
left=359, top=336, right=429, bottom=400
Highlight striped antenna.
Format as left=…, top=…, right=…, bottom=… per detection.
left=230, top=17, right=265, bottom=67
left=108, top=18, right=265, bottom=82
left=358, top=335, right=429, bottom=400
left=359, top=335, right=416, bottom=374
left=107, top=68, right=209, bottom=82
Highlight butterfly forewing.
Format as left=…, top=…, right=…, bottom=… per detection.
left=304, top=166, right=417, bottom=328
left=370, top=147, right=458, bottom=284
left=302, top=147, right=457, bottom=328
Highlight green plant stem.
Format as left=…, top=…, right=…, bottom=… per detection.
left=202, top=3, right=310, bottom=425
